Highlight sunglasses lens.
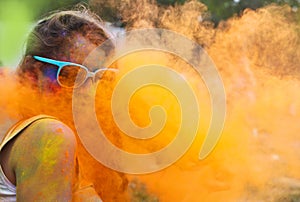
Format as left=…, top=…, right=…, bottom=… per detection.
left=58, top=65, right=87, bottom=88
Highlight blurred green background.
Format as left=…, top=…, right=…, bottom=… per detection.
left=0, top=0, right=88, bottom=67
left=0, top=0, right=299, bottom=67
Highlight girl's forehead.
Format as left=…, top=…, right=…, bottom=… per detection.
left=73, top=34, right=90, bottom=49
left=60, top=34, right=98, bottom=64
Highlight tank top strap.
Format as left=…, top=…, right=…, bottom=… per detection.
left=0, top=115, right=56, bottom=152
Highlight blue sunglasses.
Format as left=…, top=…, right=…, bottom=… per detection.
left=33, top=56, right=117, bottom=88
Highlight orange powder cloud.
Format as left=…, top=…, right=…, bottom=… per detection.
left=1, top=2, right=300, bottom=201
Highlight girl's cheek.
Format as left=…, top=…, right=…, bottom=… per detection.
left=43, top=68, right=57, bottom=82
left=41, top=68, right=61, bottom=93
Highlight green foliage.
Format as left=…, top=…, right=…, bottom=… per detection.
left=276, top=193, right=300, bottom=202
left=203, top=0, right=300, bottom=23
left=157, top=0, right=186, bottom=5
left=156, top=0, right=300, bottom=23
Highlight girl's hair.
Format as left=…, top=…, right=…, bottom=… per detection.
left=17, top=5, right=112, bottom=78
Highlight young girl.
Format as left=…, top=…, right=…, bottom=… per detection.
left=0, top=6, right=126, bottom=201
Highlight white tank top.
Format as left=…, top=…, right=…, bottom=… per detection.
left=0, top=165, right=16, bottom=201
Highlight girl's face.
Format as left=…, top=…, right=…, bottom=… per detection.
left=38, top=34, right=100, bottom=93
left=25, top=33, right=105, bottom=122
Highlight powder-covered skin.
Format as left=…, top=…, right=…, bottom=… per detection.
left=10, top=119, right=76, bottom=201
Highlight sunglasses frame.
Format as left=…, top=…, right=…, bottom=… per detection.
left=33, top=55, right=117, bottom=88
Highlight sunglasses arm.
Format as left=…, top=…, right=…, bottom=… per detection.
left=100, top=68, right=118, bottom=72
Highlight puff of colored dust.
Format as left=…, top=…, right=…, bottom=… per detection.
left=90, top=0, right=215, bottom=47
left=90, top=3, right=300, bottom=202
left=96, top=50, right=210, bottom=155
left=116, top=53, right=251, bottom=201
left=143, top=5, right=300, bottom=202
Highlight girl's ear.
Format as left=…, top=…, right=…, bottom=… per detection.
left=17, top=55, right=44, bottom=89
left=24, top=55, right=32, bottom=65
left=19, top=55, right=43, bottom=74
